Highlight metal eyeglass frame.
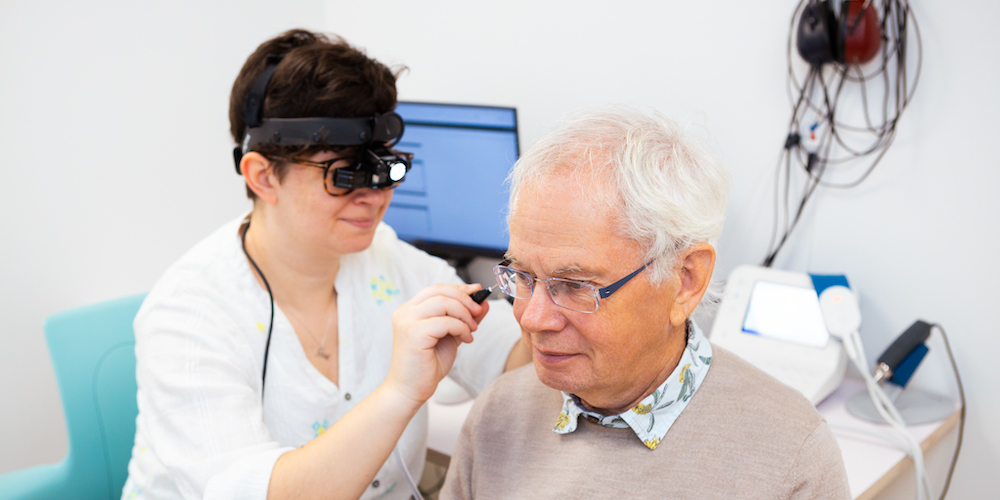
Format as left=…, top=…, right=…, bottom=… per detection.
left=493, top=259, right=654, bottom=313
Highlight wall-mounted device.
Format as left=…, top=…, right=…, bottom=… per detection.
left=762, top=0, right=920, bottom=267
left=384, top=102, right=519, bottom=259
left=710, top=265, right=847, bottom=404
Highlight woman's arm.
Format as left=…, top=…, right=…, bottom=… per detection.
left=266, top=283, right=487, bottom=500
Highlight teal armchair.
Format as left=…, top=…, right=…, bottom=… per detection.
left=0, top=294, right=146, bottom=500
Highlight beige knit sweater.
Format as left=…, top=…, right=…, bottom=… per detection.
left=441, top=346, right=851, bottom=499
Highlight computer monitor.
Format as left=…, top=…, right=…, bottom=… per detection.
left=384, top=102, right=520, bottom=259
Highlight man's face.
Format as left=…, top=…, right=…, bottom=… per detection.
left=507, top=173, right=686, bottom=413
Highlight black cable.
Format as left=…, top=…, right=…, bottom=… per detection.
left=764, top=71, right=832, bottom=267
left=932, top=324, right=965, bottom=500
left=765, top=0, right=921, bottom=266
left=764, top=63, right=816, bottom=267
left=764, top=147, right=790, bottom=261
left=241, top=217, right=275, bottom=401
left=763, top=137, right=830, bottom=267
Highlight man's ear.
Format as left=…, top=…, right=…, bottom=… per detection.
left=241, top=152, right=280, bottom=205
left=669, top=243, right=716, bottom=327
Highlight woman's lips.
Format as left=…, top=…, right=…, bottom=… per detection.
left=342, top=218, right=375, bottom=229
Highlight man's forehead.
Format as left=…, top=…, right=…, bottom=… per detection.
left=508, top=178, right=627, bottom=271
left=505, top=225, right=633, bottom=278
left=503, top=250, right=600, bottom=278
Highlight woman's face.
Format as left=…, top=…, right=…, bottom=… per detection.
left=268, top=149, right=394, bottom=259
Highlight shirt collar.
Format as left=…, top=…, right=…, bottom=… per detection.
left=552, top=321, right=713, bottom=450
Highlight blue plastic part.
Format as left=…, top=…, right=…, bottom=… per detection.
left=809, top=274, right=851, bottom=295
left=888, top=343, right=929, bottom=388
left=0, top=294, right=146, bottom=500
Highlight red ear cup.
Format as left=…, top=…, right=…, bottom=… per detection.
left=840, top=0, right=883, bottom=64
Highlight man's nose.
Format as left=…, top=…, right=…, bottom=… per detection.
left=517, top=283, right=567, bottom=334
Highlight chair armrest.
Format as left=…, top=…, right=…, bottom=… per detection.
left=0, top=460, right=74, bottom=499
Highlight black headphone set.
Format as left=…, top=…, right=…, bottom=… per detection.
left=232, top=53, right=413, bottom=191
left=796, top=0, right=882, bottom=66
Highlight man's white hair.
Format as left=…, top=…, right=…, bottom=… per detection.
left=508, top=106, right=729, bottom=304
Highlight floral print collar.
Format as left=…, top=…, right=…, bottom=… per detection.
left=553, top=321, right=713, bottom=450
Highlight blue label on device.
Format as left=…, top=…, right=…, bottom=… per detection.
left=809, top=274, right=851, bottom=296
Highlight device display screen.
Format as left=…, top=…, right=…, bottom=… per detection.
left=741, top=281, right=830, bottom=348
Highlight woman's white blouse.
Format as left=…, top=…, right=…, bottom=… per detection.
left=121, top=215, right=521, bottom=500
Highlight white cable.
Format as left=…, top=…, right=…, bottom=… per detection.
left=392, top=446, right=424, bottom=500
left=828, top=423, right=909, bottom=452
left=845, top=328, right=932, bottom=500
left=818, top=286, right=930, bottom=500
left=847, top=331, right=930, bottom=499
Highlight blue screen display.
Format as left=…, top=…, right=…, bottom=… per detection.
left=384, top=102, right=519, bottom=257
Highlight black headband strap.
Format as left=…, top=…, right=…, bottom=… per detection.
left=244, top=54, right=284, bottom=129
left=241, top=113, right=404, bottom=154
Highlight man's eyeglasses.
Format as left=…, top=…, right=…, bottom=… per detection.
left=493, top=259, right=653, bottom=313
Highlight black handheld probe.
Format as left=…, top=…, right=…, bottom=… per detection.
left=470, top=286, right=496, bottom=304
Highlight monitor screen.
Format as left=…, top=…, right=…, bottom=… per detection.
left=384, top=102, right=519, bottom=258
left=741, top=281, right=830, bottom=349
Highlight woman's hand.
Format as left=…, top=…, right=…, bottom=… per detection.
left=386, top=283, right=490, bottom=407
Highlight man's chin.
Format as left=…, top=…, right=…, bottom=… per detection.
left=533, top=362, right=587, bottom=395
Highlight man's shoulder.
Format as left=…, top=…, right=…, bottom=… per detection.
left=480, top=364, right=555, bottom=404
left=685, top=345, right=825, bottom=436
left=466, top=364, right=560, bottom=427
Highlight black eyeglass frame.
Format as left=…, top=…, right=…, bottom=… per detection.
left=273, top=148, right=413, bottom=197
left=493, top=259, right=654, bottom=313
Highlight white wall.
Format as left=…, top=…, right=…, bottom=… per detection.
left=2, top=0, right=997, bottom=497
left=0, top=0, right=327, bottom=474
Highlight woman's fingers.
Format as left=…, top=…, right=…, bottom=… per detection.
left=409, top=293, right=481, bottom=333
left=386, top=283, right=494, bottom=403
left=402, top=314, right=476, bottom=345
left=407, top=283, right=485, bottom=323
left=471, top=299, right=489, bottom=325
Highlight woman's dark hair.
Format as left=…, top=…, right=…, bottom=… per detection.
left=229, top=29, right=401, bottom=198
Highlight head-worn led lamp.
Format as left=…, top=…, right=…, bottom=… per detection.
left=233, top=53, right=412, bottom=192
left=333, top=147, right=413, bottom=191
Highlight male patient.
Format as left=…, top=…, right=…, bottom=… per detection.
left=441, top=107, right=850, bottom=499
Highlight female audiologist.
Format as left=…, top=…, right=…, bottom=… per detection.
left=120, top=30, right=529, bottom=500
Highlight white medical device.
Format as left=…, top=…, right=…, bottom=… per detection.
left=709, top=265, right=847, bottom=404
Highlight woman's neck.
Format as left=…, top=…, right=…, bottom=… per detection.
left=244, top=209, right=340, bottom=310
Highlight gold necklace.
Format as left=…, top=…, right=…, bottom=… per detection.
left=283, top=304, right=336, bottom=360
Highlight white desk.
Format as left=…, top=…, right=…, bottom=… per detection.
left=427, top=380, right=960, bottom=499
left=817, top=380, right=960, bottom=499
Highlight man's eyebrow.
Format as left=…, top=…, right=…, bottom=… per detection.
left=502, top=252, right=518, bottom=266
left=551, top=265, right=587, bottom=276
left=502, top=255, right=596, bottom=279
